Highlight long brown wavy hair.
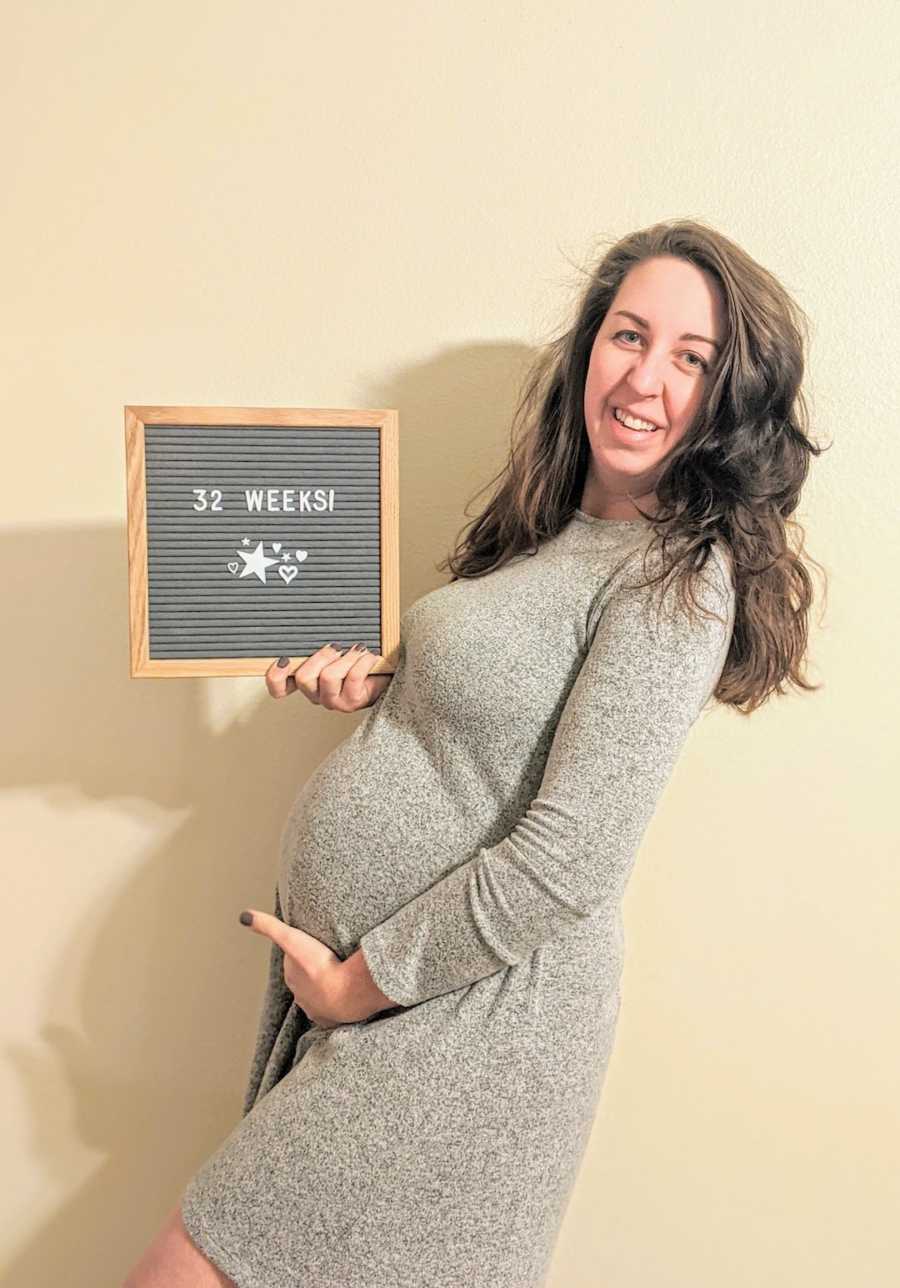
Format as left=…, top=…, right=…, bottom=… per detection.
left=436, top=218, right=829, bottom=715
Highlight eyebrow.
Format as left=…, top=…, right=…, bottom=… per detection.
left=612, top=310, right=722, bottom=354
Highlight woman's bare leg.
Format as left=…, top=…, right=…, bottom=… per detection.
left=122, top=1202, right=236, bottom=1287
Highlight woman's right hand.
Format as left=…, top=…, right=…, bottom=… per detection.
left=265, top=643, right=392, bottom=712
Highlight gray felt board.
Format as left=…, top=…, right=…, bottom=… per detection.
left=144, top=424, right=382, bottom=659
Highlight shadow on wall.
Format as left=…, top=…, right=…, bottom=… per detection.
left=3, top=340, right=534, bottom=1287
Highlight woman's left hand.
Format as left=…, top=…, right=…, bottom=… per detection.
left=239, top=909, right=349, bottom=1029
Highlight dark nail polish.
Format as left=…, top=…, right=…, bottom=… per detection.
left=239, top=910, right=253, bottom=926
left=276, top=656, right=289, bottom=667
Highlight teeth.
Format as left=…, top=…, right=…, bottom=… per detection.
left=614, top=408, right=658, bottom=432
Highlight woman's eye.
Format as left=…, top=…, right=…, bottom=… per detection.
left=613, top=329, right=707, bottom=372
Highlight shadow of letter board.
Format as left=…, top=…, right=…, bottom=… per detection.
left=124, top=406, right=399, bottom=678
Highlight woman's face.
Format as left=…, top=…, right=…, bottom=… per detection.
left=581, top=254, right=726, bottom=518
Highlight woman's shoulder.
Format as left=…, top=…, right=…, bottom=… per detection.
left=707, top=537, right=735, bottom=594
left=588, top=532, right=735, bottom=641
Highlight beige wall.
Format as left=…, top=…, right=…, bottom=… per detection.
left=3, top=3, right=898, bottom=1284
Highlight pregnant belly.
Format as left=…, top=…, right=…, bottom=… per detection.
left=277, top=734, right=464, bottom=954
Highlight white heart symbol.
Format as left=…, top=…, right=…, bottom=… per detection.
left=227, top=561, right=239, bottom=574
left=272, top=541, right=282, bottom=553
left=294, top=549, right=308, bottom=562
left=279, top=565, right=298, bottom=584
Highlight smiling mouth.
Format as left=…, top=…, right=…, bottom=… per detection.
left=607, top=405, right=663, bottom=439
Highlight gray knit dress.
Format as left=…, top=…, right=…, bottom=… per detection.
left=180, top=507, right=736, bottom=1288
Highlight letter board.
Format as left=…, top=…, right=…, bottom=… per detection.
left=124, top=405, right=399, bottom=678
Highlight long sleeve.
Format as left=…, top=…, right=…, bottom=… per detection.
left=356, top=543, right=735, bottom=1009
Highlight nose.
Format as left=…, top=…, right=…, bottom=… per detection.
left=624, top=351, right=665, bottom=396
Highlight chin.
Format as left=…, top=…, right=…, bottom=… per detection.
left=592, top=445, right=656, bottom=473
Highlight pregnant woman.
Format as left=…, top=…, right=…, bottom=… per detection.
left=125, top=219, right=823, bottom=1287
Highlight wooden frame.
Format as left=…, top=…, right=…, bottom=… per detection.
left=124, top=405, right=399, bottom=678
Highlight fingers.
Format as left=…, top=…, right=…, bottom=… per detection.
left=265, top=643, right=385, bottom=711
left=265, top=655, right=300, bottom=700
left=316, top=644, right=385, bottom=711
left=265, top=644, right=342, bottom=701
left=238, top=909, right=294, bottom=953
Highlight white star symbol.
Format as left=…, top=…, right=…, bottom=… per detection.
left=242, top=537, right=251, bottom=546
left=237, top=540, right=279, bottom=584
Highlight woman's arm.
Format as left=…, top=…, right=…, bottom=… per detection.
left=351, top=545, right=736, bottom=1010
